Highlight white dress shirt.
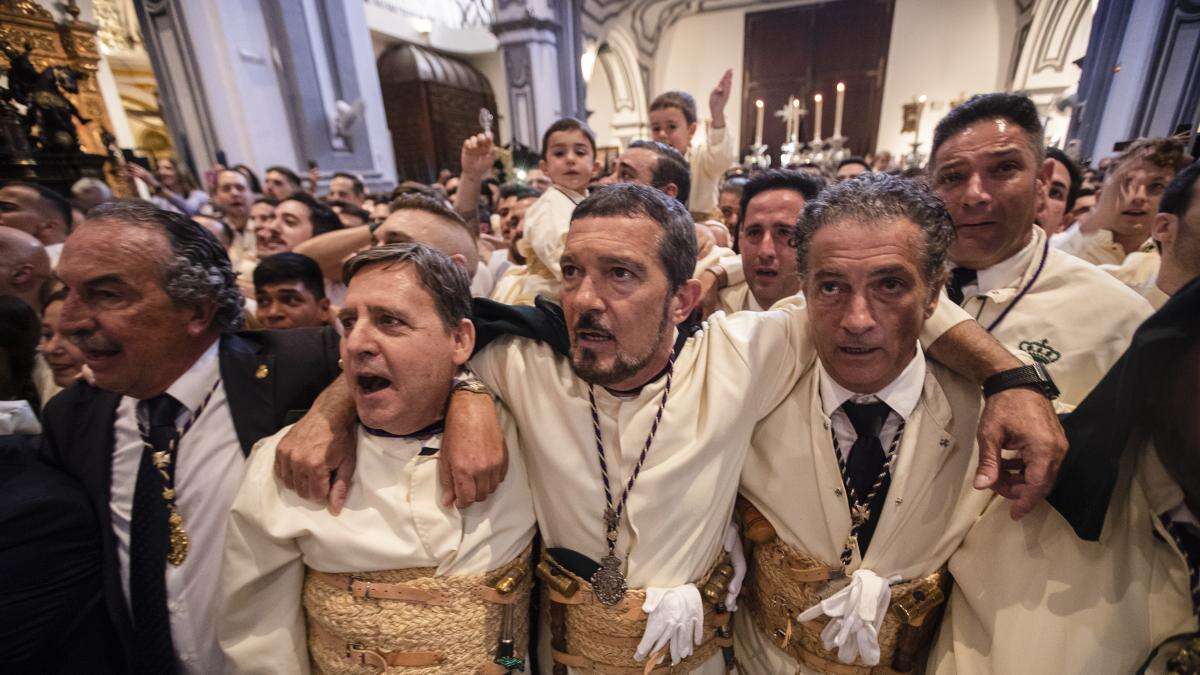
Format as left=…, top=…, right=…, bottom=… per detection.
left=818, top=346, right=926, bottom=461
left=110, top=339, right=245, bottom=674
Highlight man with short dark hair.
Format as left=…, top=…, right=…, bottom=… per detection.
left=600, top=140, right=692, bottom=204
left=1039, top=147, right=1081, bottom=235
left=211, top=169, right=252, bottom=237
left=488, top=184, right=541, bottom=280
left=717, top=169, right=823, bottom=313
left=327, top=172, right=365, bottom=206
left=263, top=166, right=302, bottom=201
left=929, top=92, right=1153, bottom=407
left=257, top=192, right=341, bottom=257
left=253, top=252, right=331, bottom=329
left=0, top=181, right=71, bottom=266
left=835, top=157, right=871, bottom=182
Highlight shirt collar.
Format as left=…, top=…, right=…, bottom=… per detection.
left=975, top=227, right=1041, bottom=294
left=818, top=346, right=926, bottom=421
left=555, top=185, right=587, bottom=205
left=164, top=338, right=221, bottom=413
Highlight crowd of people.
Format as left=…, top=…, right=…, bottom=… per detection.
left=0, top=75, right=1198, bottom=675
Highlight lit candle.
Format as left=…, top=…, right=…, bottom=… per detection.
left=833, top=82, right=845, bottom=139
left=813, top=93, right=824, bottom=143
left=915, top=94, right=928, bottom=135
left=754, top=99, right=764, bottom=147
left=791, top=98, right=800, bottom=142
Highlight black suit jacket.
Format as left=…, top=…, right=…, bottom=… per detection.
left=39, top=328, right=341, bottom=670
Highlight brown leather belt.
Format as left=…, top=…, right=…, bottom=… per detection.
left=310, top=618, right=445, bottom=669
left=309, top=569, right=524, bottom=606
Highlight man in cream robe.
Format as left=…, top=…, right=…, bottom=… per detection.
left=929, top=447, right=1195, bottom=674
left=219, top=242, right=537, bottom=674
left=931, top=275, right=1200, bottom=675
left=734, top=173, right=999, bottom=675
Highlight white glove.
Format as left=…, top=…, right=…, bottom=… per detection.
left=796, top=569, right=894, bottom=666
left=635, top=584, right=704, bottom=666
left=722, top=522, right=747, bottom=611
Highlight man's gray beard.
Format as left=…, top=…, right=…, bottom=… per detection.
left=570, top=302, right=672, bottom=387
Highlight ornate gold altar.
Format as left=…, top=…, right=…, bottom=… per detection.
left=1, top=0, right=114, bottom=190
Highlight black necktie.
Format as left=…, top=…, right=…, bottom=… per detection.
left=130, top=393, right=184, bottom=674
left=840, top=400, right=893, bottom=555
left=946, top=267, right=978, bottom=306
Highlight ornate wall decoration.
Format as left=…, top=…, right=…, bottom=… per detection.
left=1032, top=0, right=1091, bottom=74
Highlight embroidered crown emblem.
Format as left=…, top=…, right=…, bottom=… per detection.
left=1018, top=338, right=1061, bottom=364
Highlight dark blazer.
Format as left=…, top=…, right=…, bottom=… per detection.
left=0, top=435, right=120, bottom=673
left=39, top=328, right=341, bottom=670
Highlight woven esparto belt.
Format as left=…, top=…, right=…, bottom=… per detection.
left=304, top=542, right=533, bottom=674
left=744, top=538, right=950, bottom=674
left=537, top=549, right=734, bottom=674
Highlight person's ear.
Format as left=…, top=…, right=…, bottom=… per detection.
left=663, top=183, right=679, bottom=199
left=318, top=297, right=331, bottom=314
left=449, top=318, right=475, bottom=366
left=538, top=158, right=549, bottom=174
left=185, top=299, right=219, bottom=337
left=11, top=262, right=33, bottom=286
left=1153, top=212, right=1177, bottom=249
left=450, top=253, right=469, bottom=272
left=670, top=278, right=702, bottom=324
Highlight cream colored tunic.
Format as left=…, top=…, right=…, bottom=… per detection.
left=717, top=281, right=764, bottom=314
left=471, top=301, right=969, bottom=674
left=218, top=417, right=537, bottom=674
left=1053, top=225, right=1128, bottom=265
left=735, top=353, right=993, bottom=674
left=1100, top=246, right=1162, bottom=289
left=687, top=126, right=736, bottom=217
left=959, top=226, right=1153, bottom=407
left=929, top=443, right=1197, bottom=675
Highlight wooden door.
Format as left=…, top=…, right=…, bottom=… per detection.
left=740, top=0, right=895, bottom=158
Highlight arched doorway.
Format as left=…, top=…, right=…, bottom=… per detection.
left=585, top=27, right=649, bottom=149
left=377, top=42, right=498, bottom=183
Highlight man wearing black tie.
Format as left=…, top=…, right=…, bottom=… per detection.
left=40, top=201, right=503, bottom=673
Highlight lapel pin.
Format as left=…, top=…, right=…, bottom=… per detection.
left=255, top=364, right=269, bottom=379
left=939, top=437, right=951, bottom=448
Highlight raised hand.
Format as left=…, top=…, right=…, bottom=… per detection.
left=460, top=132, right=495, bottom=179
left=709, top=69, right=733, bottom=128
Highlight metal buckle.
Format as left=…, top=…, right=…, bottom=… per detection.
left=346, top=642, right=387, bottom=671
left=347, top=576, right=374, bottom=599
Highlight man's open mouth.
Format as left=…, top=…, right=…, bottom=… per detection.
left=356, top=374, right=392, bottom=394
left=576, top=328, right=614, bottom=342
left=839, top=346, right=878, bottom=355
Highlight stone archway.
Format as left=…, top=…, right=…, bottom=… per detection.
left=589, top=27, right=649, bottom=147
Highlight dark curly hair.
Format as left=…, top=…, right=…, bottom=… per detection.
left=88, top=200, right=244, bottom=331
left=795, top=172, right=955, bottom=285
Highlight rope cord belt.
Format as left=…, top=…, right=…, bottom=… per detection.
left=831, top=422, right=906, bottom=569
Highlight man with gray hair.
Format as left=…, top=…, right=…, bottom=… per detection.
left=736, top=173, right=1000, bottom=673
left=37, top=201, right=504, bottom=673
left=0, top=225, right=51, bottom=313
left=70, top=177, right=113, bottom=213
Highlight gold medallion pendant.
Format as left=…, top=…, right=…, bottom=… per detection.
left=167, top=511, right=189, bottom=566
left=591, top=555, right=628, bottom=606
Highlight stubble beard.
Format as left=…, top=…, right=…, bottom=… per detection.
left=571, top=302, right=673, bottom=387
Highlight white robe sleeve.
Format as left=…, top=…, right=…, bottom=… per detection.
left=218, top=433, right=311, bottom=675
left=522, top=193, right=574, bottom=281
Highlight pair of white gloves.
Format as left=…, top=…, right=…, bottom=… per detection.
left=633, top=523, right=746, bottom=666
left=797, top=568, right=897, bottom=666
